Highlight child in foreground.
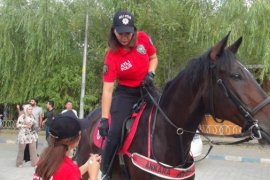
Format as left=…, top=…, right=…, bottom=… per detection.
left=34, top=111, right=100, bottom=180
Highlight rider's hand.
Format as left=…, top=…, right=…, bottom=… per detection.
left=142, top=72, right=155, bottom=88
left=98, top=118, right=109, bottom=137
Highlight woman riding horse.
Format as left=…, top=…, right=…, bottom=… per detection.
left=98, top=10, right=158, bottom=179
left=77, top=33, right=270, bottom=180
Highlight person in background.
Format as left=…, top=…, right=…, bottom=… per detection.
left=0, top=114, right=3, bottom=128
left=98, top=9, right=158, bottom=179
left=16, top=104, right=24, bottom=117
left=61, top=100, right=78, bottom=118
left=16, top=103, right=31, bottom=163
left=30, top=98, right=43, bottom=131
left=42, top=100, right=57, bottom=141
left=34, top=112, right=101, bottom=180
left=16, top=104, right=38, bottom=167
left=30, top=98, right=43, bottom=149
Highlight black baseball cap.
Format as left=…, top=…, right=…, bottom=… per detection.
left=49, top=110, right=81, bottom=140
left=113, top=10, right=135, bottom=33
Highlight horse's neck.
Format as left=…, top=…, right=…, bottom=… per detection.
left=148, top=82, right=205, bottom=165
left=148, top=95, right=202, bottom=167
left=159, top=82, right=205, bottom=130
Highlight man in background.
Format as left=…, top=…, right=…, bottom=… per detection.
left=42, top=100, right=57, bottom=141
left=30, top=98, right=43, bottom=148
left=61, top=100, right=78, bottom=118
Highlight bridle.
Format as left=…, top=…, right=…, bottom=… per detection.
left=145, top=62, right=270, bottom=169
left=209, top=63, right=270, bottom=140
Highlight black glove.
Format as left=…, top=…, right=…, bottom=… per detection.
left=142, top=72, right=155, bottom=88
left=98, top=118, right=109, bottom=137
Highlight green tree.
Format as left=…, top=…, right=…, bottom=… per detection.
left=0, top=0, right=270, bottom=118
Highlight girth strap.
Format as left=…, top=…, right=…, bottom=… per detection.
left=119, top=154, right=130, bottom=180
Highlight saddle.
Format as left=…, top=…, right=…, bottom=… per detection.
left=93, top=99, right=147, bottom=151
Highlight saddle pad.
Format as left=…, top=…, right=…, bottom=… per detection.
left=131, top=153, right=195, bottom=180
left=93, top=103, right=146, bottom=150
left=93, top=117, right=111, bottom=149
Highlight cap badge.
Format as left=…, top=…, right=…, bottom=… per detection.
left=137, top=45, right=146, bottom=54
left=122, top=18, right=129, bottom=25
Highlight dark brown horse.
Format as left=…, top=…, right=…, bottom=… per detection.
left=77, top=34, right=270, bottom=180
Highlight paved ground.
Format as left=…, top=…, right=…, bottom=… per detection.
left=196, top=159, right=270, bottom=180
left=0, top=129, right=47, bottom=180
left=0, top=129, right=269, bottom=180
left=195, top=142, right=270, bottom=180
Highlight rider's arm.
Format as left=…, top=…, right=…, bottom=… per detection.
left=101, top=82, right=114, bottom=119
left=148, top=53, right=158, bottom=74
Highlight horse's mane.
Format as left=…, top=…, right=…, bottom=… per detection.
left=79, top=107, right=101, bottom=130
left=162, top=49, right=235, bottom=94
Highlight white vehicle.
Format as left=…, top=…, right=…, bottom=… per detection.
left=190, top=131, right=203, bottom=158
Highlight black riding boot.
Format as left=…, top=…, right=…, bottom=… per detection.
left=101, top=138, right=119, bottom=179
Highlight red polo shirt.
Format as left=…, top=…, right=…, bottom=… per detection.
left=33, top=156, right=81, bottom=180
left=103, top=31, right=156, bottom=87
left=52, top=156, right=81, bottom=179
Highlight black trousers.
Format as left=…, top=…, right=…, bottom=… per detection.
left=101, top=85, right=143, bottom=174
left=23, top=144, right=30, bottom=162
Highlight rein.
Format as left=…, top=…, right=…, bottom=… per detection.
left=145, top=87, right=211, bottom=169
left=144, top=63, right=270, bottom=169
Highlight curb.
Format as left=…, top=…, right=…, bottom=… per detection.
left=201, top=136, right=259, bottom=145
left=0, top=139, right=45, bottom=146
left=6, top=140, right=16, bottom=144
left=0, top=129, right=46, bottom=135
left=2, top=138, right=268, bottom=165
left=206, top=154, right=270, bottom=164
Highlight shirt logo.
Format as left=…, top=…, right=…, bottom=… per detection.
left=121, top=60, right=132, bottom=71
left=137, top=45, right=146, bottom=54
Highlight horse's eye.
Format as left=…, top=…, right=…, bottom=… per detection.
left=230, top=73, right=242, bottom=80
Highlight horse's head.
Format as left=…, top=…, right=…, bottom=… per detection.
left=205, top=33, right=270, bottom=144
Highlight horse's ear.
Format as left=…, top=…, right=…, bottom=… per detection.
left=210, top=32, right=230, bottom=62
left=227, top=37, right=242, bottom=54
